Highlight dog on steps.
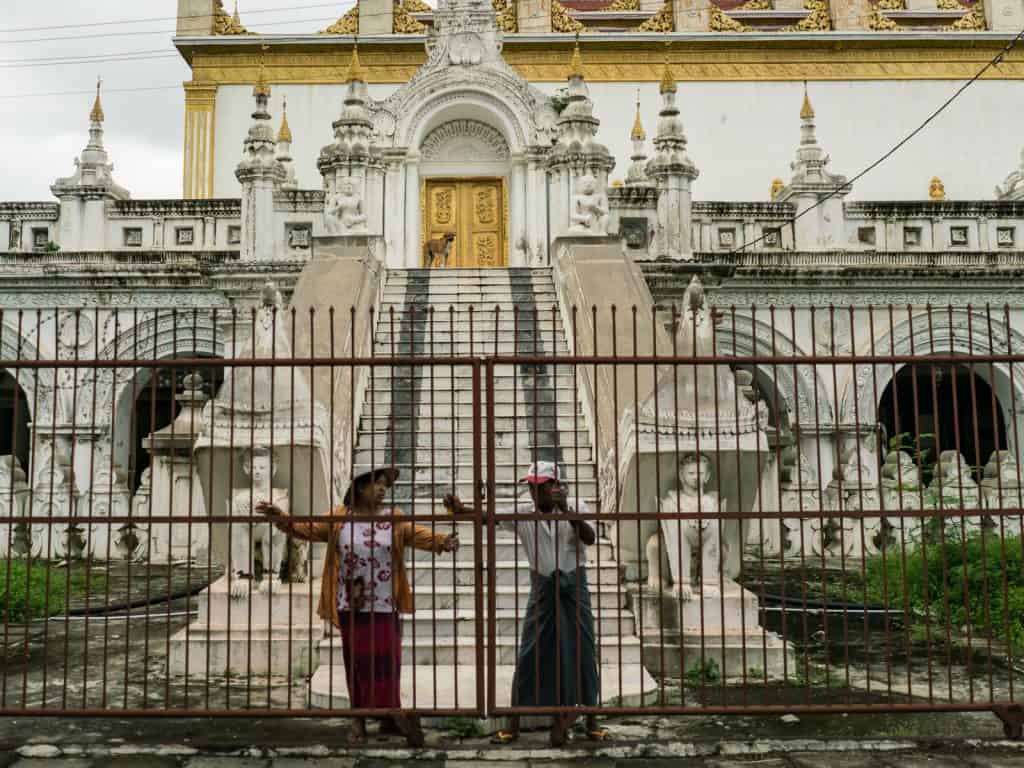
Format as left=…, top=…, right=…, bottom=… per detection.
left=424, top=232, right=456, bottom=269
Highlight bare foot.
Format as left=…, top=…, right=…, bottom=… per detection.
left=348, top=717, right=367, bottom=746
left=392, top=714, right=424, bottom=748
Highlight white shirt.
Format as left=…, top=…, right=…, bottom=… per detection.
left=494, top=497, right=590, bottom=576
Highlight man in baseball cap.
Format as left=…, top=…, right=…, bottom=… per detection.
left=445, top=460, right=608, bottom=746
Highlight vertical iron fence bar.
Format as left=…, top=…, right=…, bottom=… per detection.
left=486, top=358, right=497, bottom=715
left=0, top=311, right=11, bottom=707
left=910, top=304, right=941, bottom=703
left=650, top=305, right=664, bottom=706
left=472, top=357, right=485, bottom=716
left=807, top=305, right=830, bottom=695
left=965, top=307, right=996, bottom=702
left=846, top=305, right=866, bottom=701
left=767, top=305, right=788, bottom=690
left=789, top=305, right=811, bottom=702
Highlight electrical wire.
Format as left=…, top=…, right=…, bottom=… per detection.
left=0, top=85, right=182, bottom=101
left=2, top=14, right=352, bottom=46
left=0, top=2, right=351, bottom=34
left=0, top=54, right=182, bottom=71
left=731, top=27, right=1024, bottom=254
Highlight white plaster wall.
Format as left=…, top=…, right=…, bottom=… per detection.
left=213, top=80, right=1021, bottom=203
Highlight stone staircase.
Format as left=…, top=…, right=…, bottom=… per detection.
left=309, top=267, right=654, bottom=713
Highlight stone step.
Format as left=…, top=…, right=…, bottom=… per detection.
left=380, top=303, right=561, bottom=315
left=370, top=367, right=580, bottom=382
left=353, top=445, right=593, bottom=466
left=360, top=387, right=585, bottom=405
left=381, top=289, right=559, bottom=301
left=168, top=624, right=319, bottom=678
left=407, top=558, right=618, bottom=588
left=368, top=479, right=599, bottom=501
left=354, top=430, right=591, bottom=450
left=317, top=629, right=644, bottom=667
left=360, top=400, right=584, bottom=420
left=370, top=318, right=566, bottom=331
left=357, top=414, right=587, bottom=432
left=386, top=269, right=555, bottom=282
left=373, top=341, right=569, bottom=355
left=412, top=582, right=624, bottom=612
left=308, top=661, right=657, bottom=712
left=196, top=575, right=321, bottom=628
left=348, top=462, right=596, bottom=485
left=407, top=536, right=614, bottom=564
left=354, top=434, right=589, bottom=450
left=316, top=608, right=637, bottom=641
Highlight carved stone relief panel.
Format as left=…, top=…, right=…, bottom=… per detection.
left=420, top=119, right=511, bottom=163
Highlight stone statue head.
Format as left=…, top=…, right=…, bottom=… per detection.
left=577, top=175, right=596, bottom=195
left=679, top=452, right=711, bottom=492
left=240, top=445, right=277, bottom=486
left=339, top=178, right=355, bottom=195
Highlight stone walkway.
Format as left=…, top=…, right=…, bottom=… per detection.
left=3, top=742, right=1024, bottom=767
left=1, top=715, right=1024, bottom=767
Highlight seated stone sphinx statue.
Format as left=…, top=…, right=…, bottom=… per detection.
left=229, top=446, right=290, bottom=598
left=325, top=178, right=367, bottom=235
left=647, top=452, right=724, bottom=600
left=568, top=175, right=608, bottom=235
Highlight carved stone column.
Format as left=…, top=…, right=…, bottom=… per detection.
left=517, top=0, right=551, bottom=31
left=987, top=0, right=1024, bottom=30
left=359, top=0, right=394, bottom=33
left=829, top=0, right=872, bottom=27
left=673, top=0, right=710, bottom=30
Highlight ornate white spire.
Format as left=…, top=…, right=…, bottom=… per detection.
left=277, top=97, right=297, bottom=191
left=319, top=44, right=377, bottom=171
left=782, top=82, right=847, bottom=194
left=547, top=36, right=614, bottom=181
left=236, top=45, right=285, bottom=260
left=52, top=77, right=129, bottom=201
left=625, top=91, right=649, bottom=187
left=318, top=43, right=384, bottom=236
left=645, top=49, right=698, bottom=259
left=236, top=44, right=284, bottom=186
left=776, top=83, right=850, bottom=250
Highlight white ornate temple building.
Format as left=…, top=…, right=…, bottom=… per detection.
left=1, top=0, right=1024, bottom=699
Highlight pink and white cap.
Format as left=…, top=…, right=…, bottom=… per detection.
left=520, top=460, right=563, bottom=485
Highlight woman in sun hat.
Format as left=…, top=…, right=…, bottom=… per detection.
left=257, top=464, right=459, bottom=746
left=444, top=460, right=609, bottom=747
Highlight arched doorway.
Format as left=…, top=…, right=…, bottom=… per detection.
left=0, top=368, right=31, bottom=474
left=115, top=357, right=225, bottom=493
left=877, top=361, right=1007, bottom=484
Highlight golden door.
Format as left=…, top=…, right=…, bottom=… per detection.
left=423, top=178, right=506, bottom=268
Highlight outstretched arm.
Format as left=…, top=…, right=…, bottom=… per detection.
left=255, top=500, right=334, bottom=543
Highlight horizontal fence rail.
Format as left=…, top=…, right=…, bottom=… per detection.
left=0, top=301, right=1022, bottom=738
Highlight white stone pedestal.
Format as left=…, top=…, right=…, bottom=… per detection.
left=167, top=575, right=323, bottom=677
left=632, top=580, right=792, bottom=680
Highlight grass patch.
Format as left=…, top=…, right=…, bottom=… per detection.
left=444, top=716, right=485, bottom=740
left=865, top=531, right=1024, bottom=651
left=1, top=560, right=105, bottom=623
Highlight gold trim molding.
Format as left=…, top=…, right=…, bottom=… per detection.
left=186, top=42, right=1024, bottom=83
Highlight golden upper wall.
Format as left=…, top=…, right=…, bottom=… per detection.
left=178, top=37, right=1024, bottom=84
left=196, top=0, right=992, bottom=37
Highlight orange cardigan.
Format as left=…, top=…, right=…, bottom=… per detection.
left=273, top=505, right=449, bottom=627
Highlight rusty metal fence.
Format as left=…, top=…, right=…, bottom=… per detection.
left=0, top=301, right=1022, bottom=738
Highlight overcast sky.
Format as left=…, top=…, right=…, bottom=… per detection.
left=1, top=2, right=1019, bottom=203
left=0, top=1, right=355, bottom=201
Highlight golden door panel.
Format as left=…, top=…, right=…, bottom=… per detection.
left=425, top=182, right=460, bottom=266
left=423, top=178, right=505, bottom=268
